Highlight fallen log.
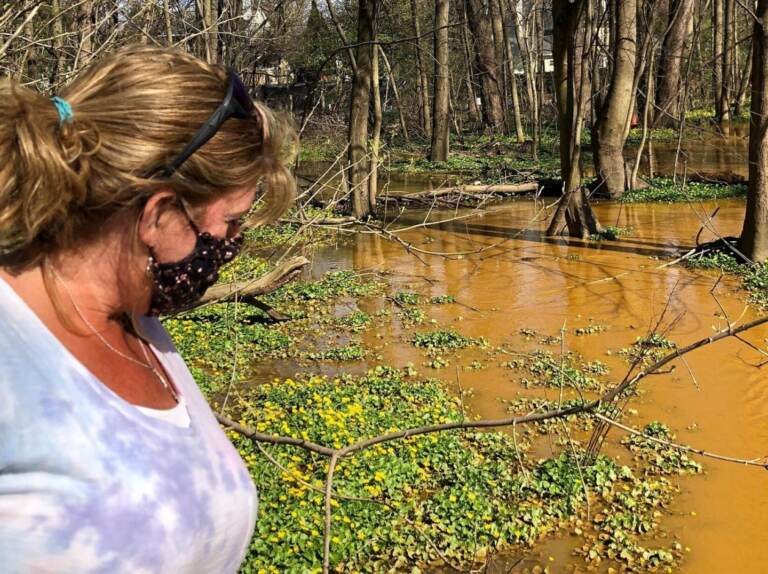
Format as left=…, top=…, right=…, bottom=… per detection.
left=192, top=255, right=310, bottom=314
left=401, top=182, right=539, bottom=199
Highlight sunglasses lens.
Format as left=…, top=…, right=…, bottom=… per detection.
left=231, top=74, right=254, bottom=117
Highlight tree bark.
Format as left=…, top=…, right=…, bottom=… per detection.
left=593, top=0, right=638, bottom=199
left=511, top=0, right=537, bottom=137
left=50, top=0, right=66, bottom=87
left=430, top=0, right=451, bottom=161
left=654, top=0, right=694, bottom=127
left=489, top=0, right=508, bottom=132
left=499, top=0, right=525, bottom=141
left=547, top=0, right=602, bottom=238
left=201, top=0, right=219, bottom=64
left=78, top=0, right=94, bottom=68
left=740, top=0, right=768, bottom=262
left=347, top=0, right=376, bottom=219
left=719, top=0, right=735, bottom=124
left=461, top=9, right=481, bottom=123
left=714, top=0, right=725, bottom=120
left=196, top=257, right=310, bottom=307
left=410, top=0, right=432, bottom=137
left=465, top=0, right=505, bottom=133
left=368, top=44, right=382, bottom=209
left=164, top=0, right=174, bottom=44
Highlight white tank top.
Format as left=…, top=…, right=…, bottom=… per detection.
left=0, top=276, right=257, bottom=573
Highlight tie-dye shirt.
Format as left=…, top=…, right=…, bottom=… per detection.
left=0, top=277, right=257, bottom=573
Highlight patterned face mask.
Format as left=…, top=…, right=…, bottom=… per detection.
left=146, top=207, right=243, bottom=316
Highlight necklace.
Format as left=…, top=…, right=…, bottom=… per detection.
left=49, top=266, right=178, bottom=403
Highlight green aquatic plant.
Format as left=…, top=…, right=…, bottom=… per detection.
left=622, top=421, right=702, bottom=476
left=410, top=329, right=484, bottom=353
left=430, top=294, right=456, bottom=305
left=392, top=291, right=421, bottom=305
left=590, top=226, right=631, bottom=241
left=617, top=334, right=677, bottom=365
left=504, top=350, right=610, bottom=392
left=685, top=250, right=768, bottom=308
left=398, top=306, right=426, bottom=326
left=336, top=311, right=372, bottom=333
left=227, top=369, right=693, bottom=573
left=621, top=178, right=746, bottom=203
left=575, top=323, right=608, bottom=336
left=306, top=342, right=366, bottom=362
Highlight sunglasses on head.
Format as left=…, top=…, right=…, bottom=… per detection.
left=159, top=71, right=254, bottom=177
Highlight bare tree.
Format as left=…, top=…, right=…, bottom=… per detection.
left=547, top=0, right=602, bottom=237
left=740, top=0, right=768, bottom=262
left=347, top=0, right=377, bottom=219
left=655, top=0, right=695, bottom=126
left=411, top=0, right=432, bottom=137
left=465, top=0, right=505, bottom=132
left=592, top=0, right=638, bottom=199
left=430, top=0, right=451, bottom=161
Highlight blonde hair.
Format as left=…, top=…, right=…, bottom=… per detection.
left=0, top=45, right=296, bottom=271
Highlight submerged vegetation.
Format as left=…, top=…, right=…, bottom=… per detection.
left=621, top=178, right=747, bottom=203
left=162, top=228, right=712, bottom=572
left=684, top=250, right=768, bottom=308
left=230, top=368, right=698, bottom=573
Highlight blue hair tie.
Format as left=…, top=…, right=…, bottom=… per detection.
left=51, top=96, right=73, bottom=125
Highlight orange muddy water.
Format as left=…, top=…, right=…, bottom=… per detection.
left=252, top=196, right=768, bottom=572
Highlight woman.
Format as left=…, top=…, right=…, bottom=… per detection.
left=0, top=46, right=294, bottom=573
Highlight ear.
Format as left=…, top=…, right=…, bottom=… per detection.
left=137, top=190, right=178, bottom=250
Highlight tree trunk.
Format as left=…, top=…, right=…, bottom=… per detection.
left=201, top=0, right=219, bottom=64
left=20, top=0, right=38, bottom=82
left=78, top=0, right=94, bottom=68
left=368, top=43, right=382, bottom=210
left=654, top=0, right=694, bottom=127
left=510, top=0, right=537, bottom=136
left=547, top=0, right=602, bottom=238
left=593, top=0, right=637, bottom=199
left=465, top=0, right=505, bottom=133
left=164, top=0, right=174, bottom=44
left=411, top=0, right=432, bottom=137
left=430, top=0, right=451, bottom=161
left=714, top=0, right=724, bottom=120
left=461, top=10, right=480, bottom=123
left=489, top=0, right=508, bottom=132
left=50, top=0, right=66, bottom=87
left=740, top=0, right=768, bottom=262
left=499, top=0, right=525, bottom=141
left=347, top=0, right=376, bottom=219
left=719, top=0, right=735, bottom=124
left=735, top=39, right=753, bottom=117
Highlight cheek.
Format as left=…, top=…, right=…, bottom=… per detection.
left=152, top=225, right=198, bottom=264
left=197, top=207, right=231, bottom=238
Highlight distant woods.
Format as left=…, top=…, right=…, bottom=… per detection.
left=2, top=1, right=768, bottom=257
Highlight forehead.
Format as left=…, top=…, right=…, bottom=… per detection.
left=204, top=187, right=257, bottom=214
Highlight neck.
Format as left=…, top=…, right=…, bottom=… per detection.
left=49, top=240, right=149, bottom=327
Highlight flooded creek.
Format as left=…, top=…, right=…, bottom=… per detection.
left=252, top=195, right=768, bottom=572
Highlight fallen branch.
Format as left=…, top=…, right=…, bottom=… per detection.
left=400, top=182, right=539, bottom=200
left=195, top=256, right=310, bottom=308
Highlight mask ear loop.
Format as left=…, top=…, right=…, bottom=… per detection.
left=175, top=196, right=203, bottom=235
